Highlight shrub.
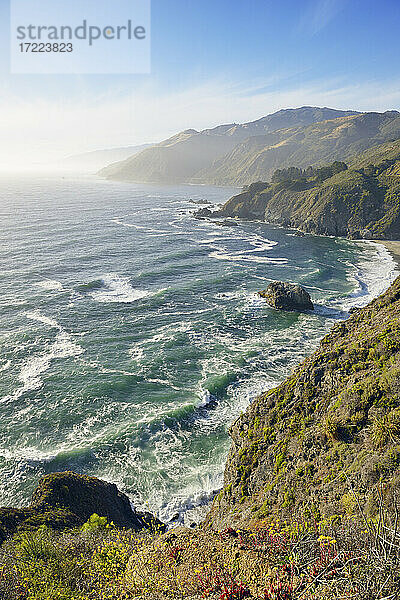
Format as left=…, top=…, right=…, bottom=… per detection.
left=371, top=409, right=400, bottom=448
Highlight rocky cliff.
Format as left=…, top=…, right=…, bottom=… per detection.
left=206, top=276, right=400, bottom=529
left=214, top=139, right=400, bottom=239
left=0, top=471, right=162, bottom=541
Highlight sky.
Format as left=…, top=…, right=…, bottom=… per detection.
left=0, top=0, right=400, bottom=167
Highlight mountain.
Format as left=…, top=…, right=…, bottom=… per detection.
left=206, top=275, right=400, bottom=530
left=98, top=107, right=359, bottom=183
left=196, top=111, right=400, bottom=185
left=210, top=137, right=400, bottom=240
left=61, top=144, right=152, bottom=172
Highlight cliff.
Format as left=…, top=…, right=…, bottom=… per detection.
left=206, top=276, right=400, bottom=529
left=0, top=471, right=162, bottom=542
left=214, top=139, right=400, bottom=239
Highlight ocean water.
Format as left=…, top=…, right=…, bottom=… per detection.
left=0, top=174, right=397, bottom=523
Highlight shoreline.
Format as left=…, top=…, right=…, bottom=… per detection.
left=376, top=240, right=400, bottom=269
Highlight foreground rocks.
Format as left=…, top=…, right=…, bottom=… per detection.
left=259, top=281, right=314, bottom=311
left=0, top=471, right=164, bottom=542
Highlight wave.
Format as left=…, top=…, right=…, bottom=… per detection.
left=339, top=241, right=398, bottom=312
left=87, top=275, right=151, bottom=304
left=111, top=218, right=169, bottom=235
left=1, top=312, right=84, bottom=405
left=209, top=247, right=287, bottom=264
left=35, top=279, right=63, bottom=291
left=159, top=486, right=221, bottom=526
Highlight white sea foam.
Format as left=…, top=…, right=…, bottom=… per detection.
left=128, top=347, right=145, bottom=362
left=209, top=247, right=287, bottom=264
left=1, top=312, right=84, bottom=404
left=26, top=310, right=61, bottom=329
left=35, top=279, right=63, bottom=291
left=337, top=241, right=398, bottom=312
left=89, top=275, right=150, bottom=304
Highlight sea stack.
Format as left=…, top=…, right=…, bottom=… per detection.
left=259, top=281, right=314, bottom=311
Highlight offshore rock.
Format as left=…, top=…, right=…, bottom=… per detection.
left=259, top=281, right=314, bottom=311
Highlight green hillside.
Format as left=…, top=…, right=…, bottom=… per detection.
left=215, top=139, right=400, bottom=239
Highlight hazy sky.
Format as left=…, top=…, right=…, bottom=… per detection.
left=0, top=0, right=400, bottom=167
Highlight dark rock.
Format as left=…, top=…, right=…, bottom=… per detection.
left=193, top=207, right=214, bottom=218
left=189, top=199, right=211, bottom=205
left=259, top=281, right=314, bottom=311
left=349, top=306, right=362, bottom=314
left=0, top=471, right=165, bottom=543
left=168, top=513, right=180, bottom=523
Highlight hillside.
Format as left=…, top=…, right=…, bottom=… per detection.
left=206, top=276, right=400, bottom=530
left=211, top=139, right=400, bottom=239
left=196, top=111, right=400, bottom=185
left=98, top=107, right=359, bottom=183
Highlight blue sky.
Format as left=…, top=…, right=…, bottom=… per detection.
left=0, top=0, right=400, bottom=166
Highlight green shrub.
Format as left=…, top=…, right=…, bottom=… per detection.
left=371, top=410, right=400, bottom=448
left=81, top=513, right=110, bottom=532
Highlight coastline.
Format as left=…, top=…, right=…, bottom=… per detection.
left=377, top=240, right=400, bottom=269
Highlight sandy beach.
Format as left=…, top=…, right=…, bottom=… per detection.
left=378, top=241, right=400, bottom=269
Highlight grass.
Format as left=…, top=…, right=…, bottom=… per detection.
left=0, top=494, right=400, bottom=600
left=371, top=409, right=400, bottom=448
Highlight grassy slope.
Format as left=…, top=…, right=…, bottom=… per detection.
left=217, top=138, right=400, bottom=239
left=206, top=276, right=400, bottom=530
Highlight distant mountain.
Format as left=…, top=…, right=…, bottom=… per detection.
left=98, top=107, right=359, bottom=183
left=210, top=136, right=400, bottom=240
left=61, top=144, right=152, bottom=173
left=196, top=111, right=400, bottom=185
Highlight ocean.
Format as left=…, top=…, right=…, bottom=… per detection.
left=0, top=174, right=397, bottom=523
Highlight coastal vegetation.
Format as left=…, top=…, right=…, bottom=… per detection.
left=212, top=139, right=400, bottom=239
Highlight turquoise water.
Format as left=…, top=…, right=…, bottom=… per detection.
left=0, top=174, right=397, bottom=522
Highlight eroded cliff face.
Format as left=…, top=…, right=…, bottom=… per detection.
left=215, top=148, right=400, bottom=240
left=206, top=277, right=400, bottom=529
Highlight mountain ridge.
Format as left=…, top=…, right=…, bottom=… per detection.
left=98, top=107, right=362, bottom=183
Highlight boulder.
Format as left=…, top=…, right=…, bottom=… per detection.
left=0, top=471, right=165, bottom=542
left=259, top=281, right=314, bottom=311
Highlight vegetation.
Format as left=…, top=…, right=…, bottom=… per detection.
left=1, top=500, right=400, bottom=599
left=217, top=141, right=400, bottom=239
left=196, top=110, right=400, bottom=186
left=207, top=277, right=400, bottom=532
left=270, top=161, right=348, bottom=185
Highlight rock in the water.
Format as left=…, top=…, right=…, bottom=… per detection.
left=259, top=281, right=314, bottom=311
left=0, top=471, right=165, bottom=542
left=193, top=207, right=214, bottom=218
